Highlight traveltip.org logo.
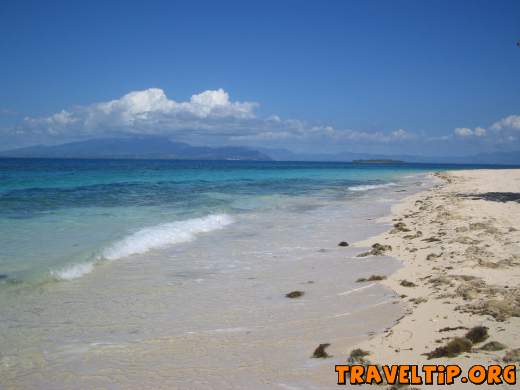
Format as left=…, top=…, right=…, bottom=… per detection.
left=335, top=364, right=517, bottom=386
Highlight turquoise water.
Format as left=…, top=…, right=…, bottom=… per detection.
left=1, top=159, right=513, bottom=388
left=0, top=158, right=496, bottom=285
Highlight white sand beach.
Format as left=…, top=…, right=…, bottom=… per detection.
left=349, top=170, right=520, bottom=388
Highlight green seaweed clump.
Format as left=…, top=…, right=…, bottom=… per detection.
left=426, top=337, right=472, bottom=359
left=465, top=326, right=488, bottom=344
left=356, top=275, right=386, bottom=283
left=357, top=243, right=392, bottom=257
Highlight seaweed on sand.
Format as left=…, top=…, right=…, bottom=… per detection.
left=312, top=343, right=331, bottom=358
left=286, top=291, right=304, bottom=298
left=348, top=348, right=370, bottom=363
left=462, top=298, right=520, bottom=321
left=479, top=341, right=506, bottom=351
left=425, top=337, right=472, bottom=359
left=438, top=326, right=467, bottom=332
left=465, top=326, right=488, bottom=344
left=356, top=275, right=386, bottom=283
left=357, top=243, right=392, bottom=257
left=460, top=192, right=520, bottom=204
left=391, top=222, right=411, bottom=233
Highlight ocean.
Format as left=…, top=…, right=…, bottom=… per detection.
left=0, top=159, right=505, bottom=388
left=0, top=158, right=442, bottom=285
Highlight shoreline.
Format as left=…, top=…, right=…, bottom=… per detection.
left=0, top=174, right=416, bottom=389
left=7, top=169, right=519, bottom=389
left=348, top=169, right=520, bottom=388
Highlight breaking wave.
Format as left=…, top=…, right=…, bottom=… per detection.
left=51, top=214, right=234, bottom=280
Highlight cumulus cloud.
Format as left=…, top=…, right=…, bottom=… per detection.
left=454, top=126, right=487, bottom=138
left=455, top=127, right=474, bottom=137
left=448, top=113, right=520, bottom=154
left=491, top=115, right=520, bottom=131
left=7, top=87, right=520, bottom=156
left=13, top=87, right=415, bottom=147
left=23, top=88, right=257, bottom=136
left=24, top=110, right=78, bottom=135
left=454, top=113, right=520, bottom=145
left=474, top=127, right=486, bottom=136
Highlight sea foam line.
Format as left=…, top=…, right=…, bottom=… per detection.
left=50, top=262, right=95, bottom=281
left=337, top=283, right=375, bottom=296
left=348, top=182, right=397, bottom=192
left=51, top=214, right=234, bottom=280
left=101, top=213, right=234, bottom=261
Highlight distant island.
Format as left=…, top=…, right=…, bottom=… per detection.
left=352, top=159, right=405, bottom=164
left=0, top=137, right=272, bottom=161
left=3, top=138, right=520, bottom=165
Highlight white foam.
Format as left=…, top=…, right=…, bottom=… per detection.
left=51, top=262, right=95, bottom=280
left=210, top=327, right=249, bottom=333
left=333, top=311, right=352, bottom=318
left=348, top=182, right=397, bottom=192
left=337, top=283, right=375, bottom=296
left=51, top=214, right=234, bottom=281
left=101, top=214, right=234, bottom=261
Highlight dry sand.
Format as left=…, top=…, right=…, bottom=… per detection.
left=349, top=170, right=520, bottom=388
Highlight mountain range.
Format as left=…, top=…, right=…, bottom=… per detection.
left=0, top=137, right=271, bottom=161
left=1, top=136, right=520, bottom=165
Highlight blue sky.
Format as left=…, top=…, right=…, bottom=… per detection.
left=1, top=0, right=519, bottom=156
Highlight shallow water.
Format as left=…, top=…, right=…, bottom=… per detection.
left=0, top=159, right=474, bottom=388
left=0, top=159, right=449, bottom=285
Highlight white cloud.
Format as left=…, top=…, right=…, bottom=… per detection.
left=474, top=127, right=486, bottom=136
left=391, top=128, right=411, bottom=140
left=454, top=127, right=486, bottom=137
left=7, top=85, right=520, bottom=156
left=454, top=127, right=474, bottom=137
left=93, top=88, right=256, bottom=121
left=454, top=113, right=520, bottom=143
left=230, top=126, right=413, bottom=144
left=24, top=88, right=258, bottom=136
left=16, top=87, right=416, bottom=147
left=491, top=115, right=520, bottom=131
